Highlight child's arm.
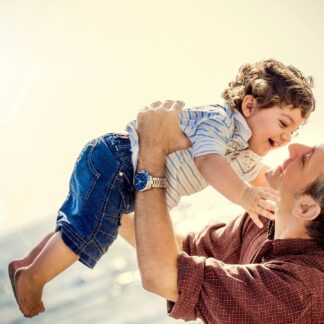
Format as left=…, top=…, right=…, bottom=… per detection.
left=195, top=154, right=279, bottom=228
left=249, top=165, right=271, bottom=187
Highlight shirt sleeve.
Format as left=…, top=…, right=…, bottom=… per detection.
left=168, top=248, right=311, bottom=323
left=184, top=107, right=234, bottom=158
left=183, top=214, right=249, bottom=264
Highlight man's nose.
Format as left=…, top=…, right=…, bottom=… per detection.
left=288, top=143, right=311, bottom=158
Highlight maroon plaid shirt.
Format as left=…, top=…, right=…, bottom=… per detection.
left=168, top=214, right=324, bottom=323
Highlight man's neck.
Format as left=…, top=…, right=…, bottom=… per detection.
left=274, top=213, right=311, bottom=240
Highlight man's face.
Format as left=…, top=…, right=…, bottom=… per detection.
left=266, top=144, right=324, bottom=196
left=246, top=104, right=304, bottom=156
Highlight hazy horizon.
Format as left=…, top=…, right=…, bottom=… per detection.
left=1, top=0, right=324, bottom=233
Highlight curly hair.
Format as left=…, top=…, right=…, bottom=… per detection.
left=222, top=59, right=315, bottom=120
left=302, top=175, right=324, bottom=249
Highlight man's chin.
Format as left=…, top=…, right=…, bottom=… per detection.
left=265, top=166, right=283, bottom=189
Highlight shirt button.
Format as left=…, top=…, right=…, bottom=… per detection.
left=119, top=172, right=124, bottom=177
left=261, top=257, right=265, bottom=262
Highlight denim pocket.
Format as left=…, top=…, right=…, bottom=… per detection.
left=70, top=139, right=100, bottom=206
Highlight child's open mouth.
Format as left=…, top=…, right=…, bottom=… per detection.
left=268, top=138, right=278, bottom=148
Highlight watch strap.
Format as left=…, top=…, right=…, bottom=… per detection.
left=150, top=176, right=167, bottom=189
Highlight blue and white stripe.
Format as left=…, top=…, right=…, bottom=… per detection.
left=126, top=103, right=263, bottom=209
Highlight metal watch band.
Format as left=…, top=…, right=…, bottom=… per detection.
left=151, top=176, right=167, bottom=189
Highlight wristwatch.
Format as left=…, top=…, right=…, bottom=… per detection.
left=133, top=170, right=167, bottom=191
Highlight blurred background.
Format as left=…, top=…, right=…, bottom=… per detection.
left=0, top=0, right=323, bottom=323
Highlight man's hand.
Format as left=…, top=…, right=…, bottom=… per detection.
left=136, top=100, right=192, bottom=161
left=239, top=186, right=280, bottom=228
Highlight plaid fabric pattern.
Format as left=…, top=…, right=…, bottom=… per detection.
left=168, top=214, right=324, bottom=323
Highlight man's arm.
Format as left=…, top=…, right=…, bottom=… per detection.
left=134, top=100, right=191, bottom=301
left=119, top=212, right=185, bottom=250
left=119, top=213, right=137, bottom=248
left=168, top=255, right=311, bottom=323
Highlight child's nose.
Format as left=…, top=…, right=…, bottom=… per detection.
left=281, top=131, right=291, bottom=144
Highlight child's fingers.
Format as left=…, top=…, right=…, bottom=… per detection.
left=258, top=199, right=278, bottom=214
left=249, top=212, right=264, bottom=228
left=260, top=191, right=280, bottom=203
left=261, top=188, right=280, bottom=200
left=254, top=204, right=276, bottom=220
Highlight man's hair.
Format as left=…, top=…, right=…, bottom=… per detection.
left=222, top=59, right=315, bottom=120
left=302, top=175, right=324, bottom=249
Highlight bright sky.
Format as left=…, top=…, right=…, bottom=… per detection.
left=0, top=0, right=323, bottom=232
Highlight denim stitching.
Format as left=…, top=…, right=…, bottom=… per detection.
left=81, top=142, right=101, bottom=205
left=89, top=138, right=122, bottom=242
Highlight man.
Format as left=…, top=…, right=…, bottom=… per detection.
left=120, top=100, right=324, bottom=323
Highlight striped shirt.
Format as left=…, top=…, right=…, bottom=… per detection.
left=126, top=104, right=263, bottom=209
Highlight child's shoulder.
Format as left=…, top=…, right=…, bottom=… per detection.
left=184, top=103, right=235, bottom=120
left=185, top=103, right=228, bottom=112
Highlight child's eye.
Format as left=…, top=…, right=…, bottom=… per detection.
left=280, top=120, right=288, bottom=128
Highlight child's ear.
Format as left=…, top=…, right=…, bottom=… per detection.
left=241, top=95, right=257, bottom=117
left=292, top=195, right=321, bottom=221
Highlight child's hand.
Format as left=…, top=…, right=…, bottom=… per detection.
left=239, top=186, right=280, bottom=228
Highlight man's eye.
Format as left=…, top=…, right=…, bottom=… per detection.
left=301, top=153, right=311, bottom=166
left=280, top=120, right=288, bottom=128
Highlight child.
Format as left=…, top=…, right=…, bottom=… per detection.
left=9, top=59, right=315, bottom=317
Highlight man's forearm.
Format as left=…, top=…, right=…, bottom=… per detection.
left=135, top=152, right=180, bottom=302
left=133, top=100, right=190, bottom=301
left=119, top=212, right=185, bottom=251
left=119, top=213, right=136, bottom=248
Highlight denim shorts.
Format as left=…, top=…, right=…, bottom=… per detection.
left=56, top=133, right=134, bottom=268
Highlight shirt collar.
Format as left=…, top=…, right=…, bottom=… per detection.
left=222, top=103, right=252, bottom=141
left=266, top=220, right=322, bottom=255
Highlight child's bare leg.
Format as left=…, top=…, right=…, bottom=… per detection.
left=14, top=231, right=79, bottom=318
left=9, top=231, right=55, bottom=293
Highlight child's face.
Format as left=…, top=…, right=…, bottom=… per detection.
left=243, top=98, right=304, bottom=156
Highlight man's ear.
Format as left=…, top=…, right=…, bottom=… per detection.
left=241, top=95, right=257, bottom=118
left=292, top=195, right=321, bottom=221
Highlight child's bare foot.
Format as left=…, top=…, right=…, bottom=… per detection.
left=8, top=259, right=30, bottom=302
left=14, top=268, right=45, bottom=318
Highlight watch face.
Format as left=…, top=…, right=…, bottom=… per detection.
left=133, top=171, right=149, bottom=191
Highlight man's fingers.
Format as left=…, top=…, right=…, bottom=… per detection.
left=140, top=106, right=149, bottom=112
left=150, top=101, right=162, bottom=109
left=172, top=100, right=185, bottom=111
left=162, top=100, right=174, bottom=109
left=145, top=100, right=185, bottom=111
